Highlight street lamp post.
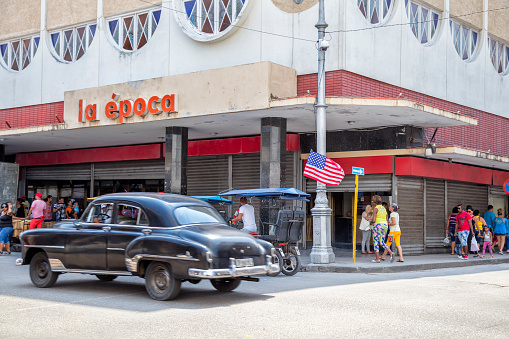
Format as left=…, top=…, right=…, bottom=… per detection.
left=310, top=0, right=335, bottom=264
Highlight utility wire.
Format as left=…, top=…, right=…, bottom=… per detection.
left=137, top=0, right=509, bottom=44
left=327, top=5, right=509, bottom=34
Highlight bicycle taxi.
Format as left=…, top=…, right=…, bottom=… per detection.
left=218, top=188, right=310, bottom=276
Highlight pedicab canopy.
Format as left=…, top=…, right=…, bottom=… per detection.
left=191, top=196, right=234, bottom=205
left=219, top=188, right=310, bottom=201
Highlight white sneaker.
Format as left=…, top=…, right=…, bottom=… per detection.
left=457, top=255, right=462, bottom=259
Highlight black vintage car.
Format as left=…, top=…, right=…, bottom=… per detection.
left=17, top=193, right=279, bottom=300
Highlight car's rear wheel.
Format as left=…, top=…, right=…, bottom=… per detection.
left=145, top=261, right=181, bottom=301
left=29, top=252, right=59, bottom=288
left=267, top=250, right=282, bottom=277
left=210, top=278, right=241, bottom=292
left=95, top=275, right=117, bottom=282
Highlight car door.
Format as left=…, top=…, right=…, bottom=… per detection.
left=64, top=202, right=111, bottom=270
left=105, top=202, right=149, bottom=271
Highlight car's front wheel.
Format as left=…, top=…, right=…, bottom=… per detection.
left=29, top=252, right=59, bottom=288
left=210, top=278, right=241, bottom=292
left=95, top=275, right=117, bottom=282
left=145, top=262, right=181, bottom=301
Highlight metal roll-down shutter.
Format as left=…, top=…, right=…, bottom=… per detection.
left=397, top=176, right=424, bottom=254
left=425, top=179, right=446, bottom=247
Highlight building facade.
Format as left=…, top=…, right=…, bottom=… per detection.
left=1, top=0, right=508, bottom=254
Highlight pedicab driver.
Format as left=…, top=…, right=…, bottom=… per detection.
left=231, top=197, right=257, bottom=233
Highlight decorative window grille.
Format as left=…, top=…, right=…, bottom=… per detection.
left=488, top=37, right=509, bottom=75
left=404, top=1, right=440, bottom=44
left=183, top=0, right=246, bottom=34
left=449, top=20, right=479, bottom=61
left=357, top=0, right=393, bottom=25
left=50, top=23, right=96, bottom=62
left=108, top=8, right=161, bottom=51
left=0, top=36, right=40, bottom=71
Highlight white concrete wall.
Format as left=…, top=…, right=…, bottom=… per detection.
left=0, top=0, right=508, bottom=118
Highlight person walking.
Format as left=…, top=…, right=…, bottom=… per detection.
left=472, top=210, right=486, bottom=257
left=466, top=206, right=475, bottom=254
left=370, top=195, right=394, bottom=263
left=359, top=205, right=373, bottom=254
left=454, top=204, right=474, bottom=259
left=382, top=203, right=404, bottom=262
left=28, top=193, right=46, bottom=229
left=0, top=203, right=16, bottom=255
left=493, top=209, right=508, bottom=255
left=480, top=225, right=493, bottom=259
left=483, top=205, right=496, bottom=232
left=446, top=206, right=459, bottom=255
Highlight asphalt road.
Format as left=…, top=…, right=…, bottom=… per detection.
left=1, top=253, right=508, bottom=338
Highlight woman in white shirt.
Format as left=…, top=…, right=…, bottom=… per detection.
left=382, top=203, right=404, bottom=262
left=359, top=205, right=373, bottom=254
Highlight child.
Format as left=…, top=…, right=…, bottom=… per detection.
left=481, top=225, right=493, bottom=259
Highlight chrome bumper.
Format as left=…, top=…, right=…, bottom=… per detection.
left=16, top=258, right=23, bottom=266
left=188, top=255, right=280, bottom=278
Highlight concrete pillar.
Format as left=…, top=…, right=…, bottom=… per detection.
left=260, top=117, right=286, bottom=234
left=164, top=127, right=188, bottom=195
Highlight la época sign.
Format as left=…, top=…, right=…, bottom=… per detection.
left=78, top=93, right=178, bottom=124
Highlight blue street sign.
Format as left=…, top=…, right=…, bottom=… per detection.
left=352, top=167, right=364, bottom=176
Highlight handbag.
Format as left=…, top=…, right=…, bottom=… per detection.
left=359, top=217, right=370, bottom=231
left=443, top=236, right=451, bottom=247
left=470, top=237, right=479, bottom=252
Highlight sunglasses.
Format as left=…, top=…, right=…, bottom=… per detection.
left=1, top=205, right=7, bottom=208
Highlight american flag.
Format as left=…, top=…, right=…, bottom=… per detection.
left=303, top=151, right=345, bottom=185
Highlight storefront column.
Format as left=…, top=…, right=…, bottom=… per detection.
left=164, top=127, right=188, bottom=195
left=260, top=117, right=286, bottom=234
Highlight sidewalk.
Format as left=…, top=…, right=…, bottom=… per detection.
left=299, top=248, right=509, bottom=273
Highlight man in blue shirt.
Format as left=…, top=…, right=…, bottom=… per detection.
left=483, top=205, right=496, bottom=232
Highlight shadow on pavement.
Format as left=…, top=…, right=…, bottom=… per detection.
left=2, top=254, right=509, bottom=312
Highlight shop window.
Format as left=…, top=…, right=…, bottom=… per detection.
left=0, top=35, right=40, bottom=72
left=107, top=7, right=161, bottom=51
left=488, top=37, right=509, bottom=75
left=174, top=0, right=251, bottom=41
left=404, top=0, right=440, bottom=44
left=49, top=23, right=96, bottom=63
left=449, top=20, right=479, bottom=61
left=357, top=0, right=393, bottom=25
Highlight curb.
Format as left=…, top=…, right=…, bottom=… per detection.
left=301, top=257, right=509, bottom=273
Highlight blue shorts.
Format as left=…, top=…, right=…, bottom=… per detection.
left=0, top=227, right=14, bottom=244
left=458, top=230, right=469, bottom=247
left=449, top=227, right=456, bottom=242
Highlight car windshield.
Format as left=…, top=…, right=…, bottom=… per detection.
left=174, top=206, right=225, bottom=225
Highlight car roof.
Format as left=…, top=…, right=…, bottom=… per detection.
left=90, top=193, right=212, bottom=226
left=93, top=192, right=206, bottom=204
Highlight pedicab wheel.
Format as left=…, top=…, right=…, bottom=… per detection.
left=267, top=250, right=283, bottom=277
left=145, top=261, right=181, bottom=301
left=30, top=252, right=59, bottom=288
left=95, top=274, right=117, bottom=282
left=281, top=248, right=301, bottom=276
left=210, top=278, right=241, bottom=292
